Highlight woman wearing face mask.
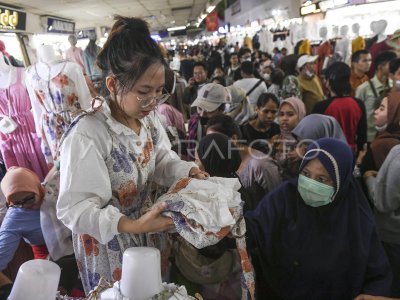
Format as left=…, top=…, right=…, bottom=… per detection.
left=359, top=92, right=400, bottom=175
left=245, top=138, right=392, bottom=299
left=56, top=16, right=207, bottom=294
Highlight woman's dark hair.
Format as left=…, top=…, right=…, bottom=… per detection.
left=326, top=62, right=351, bottom=97
left=271, top=68, right=285, bottom=86
left=97, top=16, right=168, bottom=97
left=206, top=114, right=242, bottom=139
left=280, top=54, right=298, bottom=76
left=197, top=133, right=241, bottom=178
left=211, top=76, right=226, bottom=86
left=389, top=58, right=400, bottom=75
left=257, top=92, right=279, bottom=108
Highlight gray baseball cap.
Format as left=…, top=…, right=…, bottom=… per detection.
left=191, top=83, right=229, bottom=112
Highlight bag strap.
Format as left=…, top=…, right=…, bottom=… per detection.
left=54, top=96, right=104, bottom=161
left=246, top=79, right=263, bottom=97
left=368, top=79, right=379, bottom=100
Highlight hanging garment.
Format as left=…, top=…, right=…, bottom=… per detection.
left=0, top=68, right=48, bottom=180
left=352, top=36, right=366, bottom=53
left=25, top=61, right=91, bottom=166
left=317, top=41, right=332, bottom=74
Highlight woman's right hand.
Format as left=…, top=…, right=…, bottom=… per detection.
left=118, top=202, right=175, bottom=235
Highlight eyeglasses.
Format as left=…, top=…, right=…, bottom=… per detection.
left=6, top=195, right=36, bottom=208
left=136, top=88, right=170, bottom=109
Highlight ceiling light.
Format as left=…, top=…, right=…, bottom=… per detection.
left=206, top=5, right=215, bottom=13
left=167, top=26, right=186, bottom=31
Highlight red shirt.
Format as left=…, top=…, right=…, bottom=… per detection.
left=324, top=97, right=363, bottom=152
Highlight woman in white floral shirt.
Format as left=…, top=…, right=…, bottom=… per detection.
left=57, top=16, right=207, bottom=295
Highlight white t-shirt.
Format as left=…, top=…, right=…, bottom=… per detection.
left=233, top=78, right=268, bottom=106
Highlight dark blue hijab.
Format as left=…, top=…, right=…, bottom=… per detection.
left=245, top=138, right=391, bottom=299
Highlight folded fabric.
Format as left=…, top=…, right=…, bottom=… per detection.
left=158, top=176, right=255, bottom=299
left=157, top=177, right=243, bottom=249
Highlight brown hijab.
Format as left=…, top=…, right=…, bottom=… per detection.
left=370, top=91, right=400, bottom=169
left=1, top=167, right=45, bottom=205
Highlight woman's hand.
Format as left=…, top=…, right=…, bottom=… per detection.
left=356, top=143, right=368, bottom=166
left=188, top=167, right=209, bottom=179
left=118, top=202, right=174, bottom=234
left=354, top=295, right=399, bottom=300
left=363, top=170, right=378, bottom=180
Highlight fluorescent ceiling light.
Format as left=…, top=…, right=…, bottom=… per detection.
left=167, top=26, right=186, bottom=31
left=206, top=5, right=216, bottom=13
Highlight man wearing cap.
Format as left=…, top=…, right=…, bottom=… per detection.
left=297, top=55, right=324, bottom=114
left=356, top=51, right=396, bottom=142
left=186, top=83, right=228, bottom=160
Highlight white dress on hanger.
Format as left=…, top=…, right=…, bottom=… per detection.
left=25, top=61, right=91, bottom=165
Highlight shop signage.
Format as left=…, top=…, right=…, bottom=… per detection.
left=77, top=28, right=96, bottom=39
left=300, top=2, right=321, bottom=16
left=46, top=17, right=75, bottom=34
left=0, top=6, right=26, bottom=32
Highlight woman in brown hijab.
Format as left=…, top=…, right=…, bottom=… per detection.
left=360, top=91, right=400, bottom=174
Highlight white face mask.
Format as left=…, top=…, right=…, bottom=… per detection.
left=243, top=58, right=251, bottom=62
left=375, top=123, right=388, bottom=132
left=263, top=73, right=271, bottom=81
left=304, top=69, right=314, bottom=79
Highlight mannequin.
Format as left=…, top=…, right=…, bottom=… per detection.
left=83, top=33, right=102, bottom=81
left=335, top=25, right=351, bottom=65
left=367, top=20, right=393, bottom=78
left=65, top=34, right=86, bottom=74
left=25, top=44, right=91, bottom=166
left=316, top=26, right=331, bottom=74
left=0, top=52, right=13, bottom=88
left=352, top=23, right=365, bottom=53
left=295, top=23, right=311, bottom=55
left=0, top=52, right=48, bottom=180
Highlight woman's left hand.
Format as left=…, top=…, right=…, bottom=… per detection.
left=189, top=167, right=209, bottom=179
left=363, top=170, right=378, bottom=180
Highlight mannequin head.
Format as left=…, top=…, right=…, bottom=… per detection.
left=68, top=35, right=77, bottom=47
left=332, top=25, right=339, bottom=38
left=37, top=44, right=57, bottom=64
left=340, top=25, right=349, bottom=37
left=372, top=20, right=387, bottom=36
left=352, top=23, right=360, bottom=36
left=319, top=26, right=328, bottom=40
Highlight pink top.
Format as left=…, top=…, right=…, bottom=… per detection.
left=157, top=103, right=186, bottom=134
left=65, top=47, right=86, bottom=74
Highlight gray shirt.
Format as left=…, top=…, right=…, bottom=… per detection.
left=365, top=144, right=400, bottom=244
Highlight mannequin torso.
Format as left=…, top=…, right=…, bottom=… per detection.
left=352, top=23, right=365, bottom=54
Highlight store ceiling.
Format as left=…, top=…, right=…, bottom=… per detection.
left=4, top=0, right=212, bottom=31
